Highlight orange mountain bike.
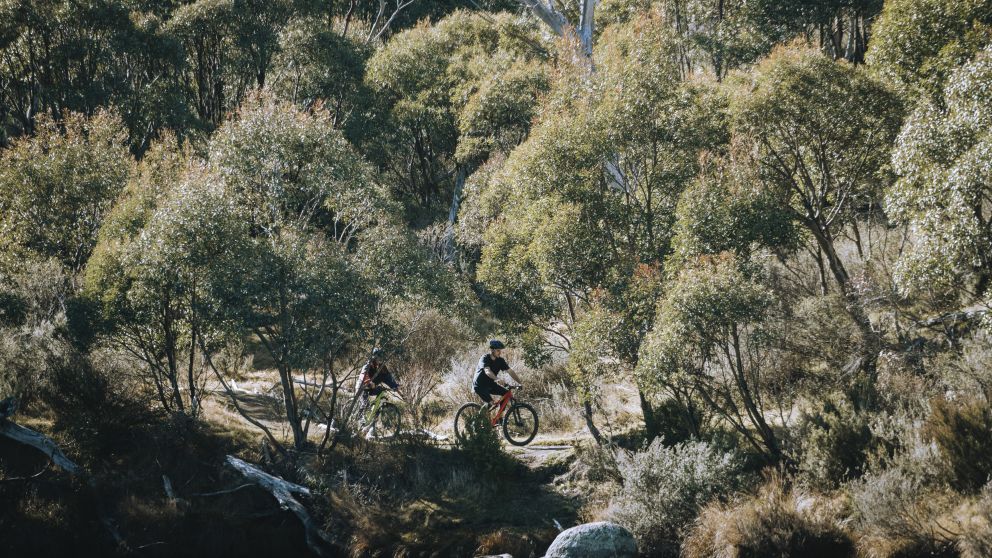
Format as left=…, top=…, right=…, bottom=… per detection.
left=453, top=386, right=539, bottom=446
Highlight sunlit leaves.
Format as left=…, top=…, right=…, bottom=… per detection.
left=0, top=110, right=132, bottom=272
left=363, top=10, right=549, bottom=216
left=867, top=0, right=992, bottom=99
left=887, top=46, right=992, bottom=298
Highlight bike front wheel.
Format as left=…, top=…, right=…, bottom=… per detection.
left=502, top=402, right=538, bottom=446
left=372, top=402, right=402, bottom=438
left=454, top=402, right=483, bottom=443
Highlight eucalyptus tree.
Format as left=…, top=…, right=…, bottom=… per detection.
left=0, top=0, right=195, bottom=150
left=597, top=0, right=780, bottom=79
left=639, top=254, right=786, bottom=460
left=886, top=46, right=992, bottom=303
left=867, top=0, right=992, bottom=100
left=269, top=17, right=370, bottom=131
left=363, top=10, right=549, bottom=229
left=0, top=110, right=132, bottom=273
left=165, top=0, right=294, bottom=127
left=727, top=46, right=901, bottom=331
left=469, top=11, right=725, bottom=439
left=202, top=93, right=385, bottom=449
left=84, top=136, right=219, bottom=418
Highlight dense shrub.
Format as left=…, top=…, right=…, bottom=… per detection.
left=650, top=397, right=706, bottom=446
left=459, top=408, right=511, bottom=475
left=923, top=396, right=992, bottom=492
left=608, top=439, right=746, bottom=556
left=683, top=475, right=855, bottom=558
left=850, top=466, right=958, bottom=556
left=41, top=348, right=158, bottom=460
left=958, top=484, right=992, bottom=558
left=796, top=396, right=874, bottom=489
left=939, top=331, right=992, bottom=403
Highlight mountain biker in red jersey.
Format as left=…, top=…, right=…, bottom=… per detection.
left=473, top=340, right=523, bottom=410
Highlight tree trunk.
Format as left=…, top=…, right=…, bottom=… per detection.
left=444, top=167, right=466, bottom=264
left=637, top=389, right=657, bottom=441
left=582, top=398, right=604, bottom=444
left=187, top=280, right=199, bottom=417
left=225, top=456, right=336, bottom=556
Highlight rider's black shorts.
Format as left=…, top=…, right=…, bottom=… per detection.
left=473, top=373, right=508, bottom=403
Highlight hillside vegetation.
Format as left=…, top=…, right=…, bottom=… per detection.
left=2, top=0, right=992, bottom=556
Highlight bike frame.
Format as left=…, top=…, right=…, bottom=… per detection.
left=364, top=388, right=392, bottom=424
left=490, top=389, right=515, bottom=426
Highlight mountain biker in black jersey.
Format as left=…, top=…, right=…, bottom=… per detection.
left=358, top=348, right=399, bottom=402
left=473, top=340, right=523, bottom=410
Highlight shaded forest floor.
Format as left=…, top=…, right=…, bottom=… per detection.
left=0, top=383, right=589, bottom=557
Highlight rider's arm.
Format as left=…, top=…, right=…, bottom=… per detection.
left=506, top=368, right=522, bottom=386
left=485, top=369, right=499, bottom=381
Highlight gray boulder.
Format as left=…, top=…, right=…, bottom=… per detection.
left=544, top=521, right=637, bottom=558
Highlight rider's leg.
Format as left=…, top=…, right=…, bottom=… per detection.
left=473, top=386, right=501, bottom=424
left=489, top=384, right=509, bottom=412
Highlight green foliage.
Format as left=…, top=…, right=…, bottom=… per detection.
left=609, top=438, right=746, bottom=556
left=0, top=256, right=77, bottom=403
left=597, top=0, right=783, bottom=78
left=671, top=149, right=797, bottom=263
left=923, top=396, right=992, bottom=493
left=210, top=91, right=385, bottom=235
left=0, top=110, right=132, bottom=271
left=364, top=10, right=549, bottom=219
left=0, top=0, right=192, bottom=147
left=796, top=396, right=874, bottom=489
left=639, top=254, right=784, bottom=458
left=728, top=45, right=903, bottom=245
left=867, top=0, right=992, bottom=98
left=886, top=46, right=992, bottom=298
left=471, top=9, right=725, bottom=385
left=83, top=136, right=220, bottom=417
left=459, top=407, right=510, bottom=474
left=270, top=17, right=370, bottom=130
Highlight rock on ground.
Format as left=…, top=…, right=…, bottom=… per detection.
left=543, top=521, right=637, bottom=558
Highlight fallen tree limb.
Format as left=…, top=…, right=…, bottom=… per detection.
left=0, top=417, right=129, bottom=552
left=916, top=308, right=988, bottom=328
left=224, top=455, right=335, bottom=557
left=0, top=420, right=85, bottom=476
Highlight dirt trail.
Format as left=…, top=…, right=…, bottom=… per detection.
left=208, top=375, right=593, bottom=472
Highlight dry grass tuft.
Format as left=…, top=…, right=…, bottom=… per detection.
left=683, top=474, right=855, bottom=558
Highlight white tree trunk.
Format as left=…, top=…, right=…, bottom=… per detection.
left=225, top=456, right=336, bottom=556
left=517, top=0, right=596, bottom=56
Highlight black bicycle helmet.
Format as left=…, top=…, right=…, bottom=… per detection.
left=489, top=339, right=506, bottom=350
left=371, top=347, right=384, bottom=358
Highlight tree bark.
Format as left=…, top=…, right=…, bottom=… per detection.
left=444, top=166, right=466, bottom=264
left=582, top=398, right=604, bottom=444
left=637, top=389, right=657, bottom=441
left=225, top=456, right=336, bottom=557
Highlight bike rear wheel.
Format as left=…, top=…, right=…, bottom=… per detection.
left=502, top=402, right=538, bottom=446
left=454, top=402, right=483, bottom=443
left=372, top=402, right=402, bottom=438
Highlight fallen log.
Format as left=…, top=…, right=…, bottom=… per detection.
left=0, top=417, right=129, bottom=552
left=224, top=455, right=335, bottom=557
left=0, top=419, right=84, bottom=476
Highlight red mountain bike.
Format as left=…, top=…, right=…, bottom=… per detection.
left=453, top=386, right=539, bottom=446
